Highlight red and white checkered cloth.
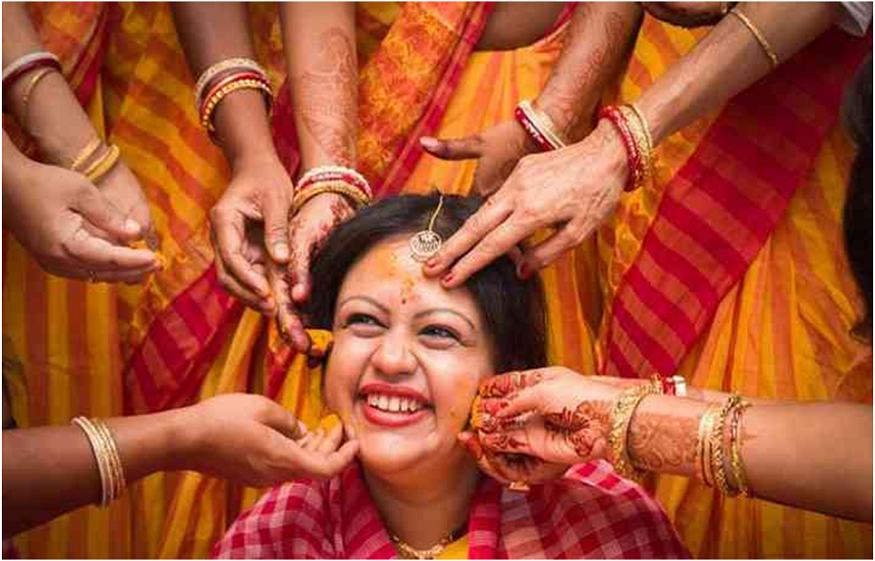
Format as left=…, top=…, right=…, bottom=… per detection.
left=213, top=460, right=689, bottom=559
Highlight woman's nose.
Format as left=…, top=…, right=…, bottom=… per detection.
left=370, top=329, right=418, bottom=377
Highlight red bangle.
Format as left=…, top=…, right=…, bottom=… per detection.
left=514, top=105, right=554, bottom=152
left=2, top=57, right=62, bottom=90
left=297, top=166, right=372, bottom=201
left=198, top=71, right=269, bottom=117
left=599, top=105, right=642, bottom=192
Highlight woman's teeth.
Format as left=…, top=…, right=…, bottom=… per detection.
left=366, top=394, right=422, bottom=413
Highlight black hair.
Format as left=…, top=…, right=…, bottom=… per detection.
left=841, top=56, right=872, bottom=339
left=303, top=193, right=548, bottom=372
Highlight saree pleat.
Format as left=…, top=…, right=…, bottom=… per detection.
left=4, top=3, right=871, bottom=558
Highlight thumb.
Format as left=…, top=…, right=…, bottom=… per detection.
left=260, top=400, right=306, bottom=440
left=420, top=135, right=484, bottom=161
left=76, top=186, right=142, bottom=242
left=262, top=194, right=291, bottom=264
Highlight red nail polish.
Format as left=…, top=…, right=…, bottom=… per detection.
left=517, top=262, right=531, bottom=280
left=442, top=273, right=454, bottom=285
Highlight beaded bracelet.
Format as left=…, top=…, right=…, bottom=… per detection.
left=292, top=180, right=370, bottom=215
left=199, top=70, right=266, bottom=118
left=200, top=78, right=273, bottom=134
left=514, top=99, right=566, bottom=151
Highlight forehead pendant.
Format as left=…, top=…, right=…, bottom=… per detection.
left=409, top=193, right=445, bottom=262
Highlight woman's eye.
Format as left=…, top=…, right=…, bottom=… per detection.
left=344, top=313, right=382, bottom=328
left=420, top=325, right=459, bottom=341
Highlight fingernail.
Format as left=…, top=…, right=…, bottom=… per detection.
left=425, top=257, right=439, bottom=269
left=517, top=262, right=532, bottom=280
left=441, top=273, right=454, bottom=286
left=420, top=137, right=438, bottom=150
left=274, top=243, right=289, bottom=261
left=292, top=283, right=306, bottom=302
left=125, top=219, right=142, bottom=235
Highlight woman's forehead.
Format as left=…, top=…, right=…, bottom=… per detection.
left=338, top=237, right=483, bottom=321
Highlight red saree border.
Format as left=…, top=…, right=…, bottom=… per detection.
left=600, top=28, right=872, bottom=379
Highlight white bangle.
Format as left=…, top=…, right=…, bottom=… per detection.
left=2, top=51, right=60, bottom=82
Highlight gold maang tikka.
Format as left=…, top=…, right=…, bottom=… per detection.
left=409, top=193, right=444, bottom=262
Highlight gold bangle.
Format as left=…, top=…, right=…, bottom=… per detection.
left=711, top=394, right=740, bottom=495
left=83, top=145, right=121, bottom=184
left=292, top=180, right=370, bottom=215
left=729, top=400, right=753, bottom=496
left=695, top=404, right=720, bottom=486
left=72, top=416, right=112, bottom=507
left=193, top=57, right=268, bottom=109
left=519, top=99, right=567, bottom=149
left=92, top=419, right=127, bottom=501
left=620, top=105, right=652, bottom=189
left=728, top=7, right=779, bottom=69
left=20, top=67, right=55, bottom=122
left=607, top=384, right=656, bottom=481
left=200, top=79, right=273, bottom=133
left=68, top=138, right=104, bottom=172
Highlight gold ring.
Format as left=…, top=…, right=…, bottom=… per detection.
left=508, top=480, right=530, bottom=493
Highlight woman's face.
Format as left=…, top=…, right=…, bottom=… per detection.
left=324, top=235, right=495, bottom=478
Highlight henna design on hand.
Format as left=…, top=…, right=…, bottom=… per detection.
left=627, top=412, right=698, bottom=473
left=294, top=28, right=357, bottom=166
left=544, top=400, right=611, bottom=460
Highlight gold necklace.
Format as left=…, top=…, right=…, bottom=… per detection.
left=389, top=525, right=465, bottom=560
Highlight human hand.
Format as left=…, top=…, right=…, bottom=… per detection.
left=420, top=119, right=538, bottom=198
left=95, top=161, right=160, bottom=250
left=471, top=368, right=627, bottom=467
left=3, top=160, right=160, bottom=282
left=423, top=120, right=628, bottom=286
left=177, top=394, right=359, bottom=487
left=457, top=430, right=568, bottom=487
left=209, top=155, right=294, bottom=314
left=273, top=192, right=355, bottom=352
left=640, top=2, right=731, bottom=27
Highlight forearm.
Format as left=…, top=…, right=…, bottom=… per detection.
left=2, top=408, right=186, bottom=538
left=627, top=395, right=873, bottom=522
left=281, top=2, right=357, bottom=170
left=2, top=3, right=99, bottom=164
left=536, top=2, right=643, bottom=142
left=638, top=1, right=842, bottom=145
left=171, top=2, right=276, bottom=169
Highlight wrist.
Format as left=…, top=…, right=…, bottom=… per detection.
left=212, top=89, right=278, bottom=168
left=158, top=406, right=199, bottom=472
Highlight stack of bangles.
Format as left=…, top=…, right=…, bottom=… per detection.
left=513, top=99, right=567, bottom=152
left=607, top=382, right=753, bottom=497
left=194, top=57, right=273, bottom=141
left=598, top=104, right=654, bottom=192
left=2, top=50, right=62, bottom=118
left=292, top=165, right=372, bottom=215
left=67, top=138, right=122, bottom=184
left=71, top=417, right=127, bottom=508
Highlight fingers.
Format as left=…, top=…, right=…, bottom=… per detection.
left=74, top=186, right=143, bottom=243
left=420, top=135, right=484, bottom=161
left=214, top=250, right=274, bottom=313
left=422, top=196, right=513, bottom=280
left=316, top=422, right=344, bottom=456
left=262, top=193, right=291, bottom=264
left=211, top=207, right=272, bottom=299
left=267, top=262, right=309, bottom=351
left=63, top=227, right=159, bottom=271
left=478, top=370, right=547, bottom=399
left=519, top=222, right=587, bottom=274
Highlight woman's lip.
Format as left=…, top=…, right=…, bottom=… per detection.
left=360, top=400, right=429, bottom=428
left=358, top=382, right=430, bottom=405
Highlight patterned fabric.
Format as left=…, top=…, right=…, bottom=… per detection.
left=212, top=461, right=690, bottom=559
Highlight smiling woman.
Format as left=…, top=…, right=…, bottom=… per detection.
left=212, top=193, right=689, bottom=559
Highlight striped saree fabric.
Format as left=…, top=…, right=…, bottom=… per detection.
left=3, top=2, right=871, bottom=558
